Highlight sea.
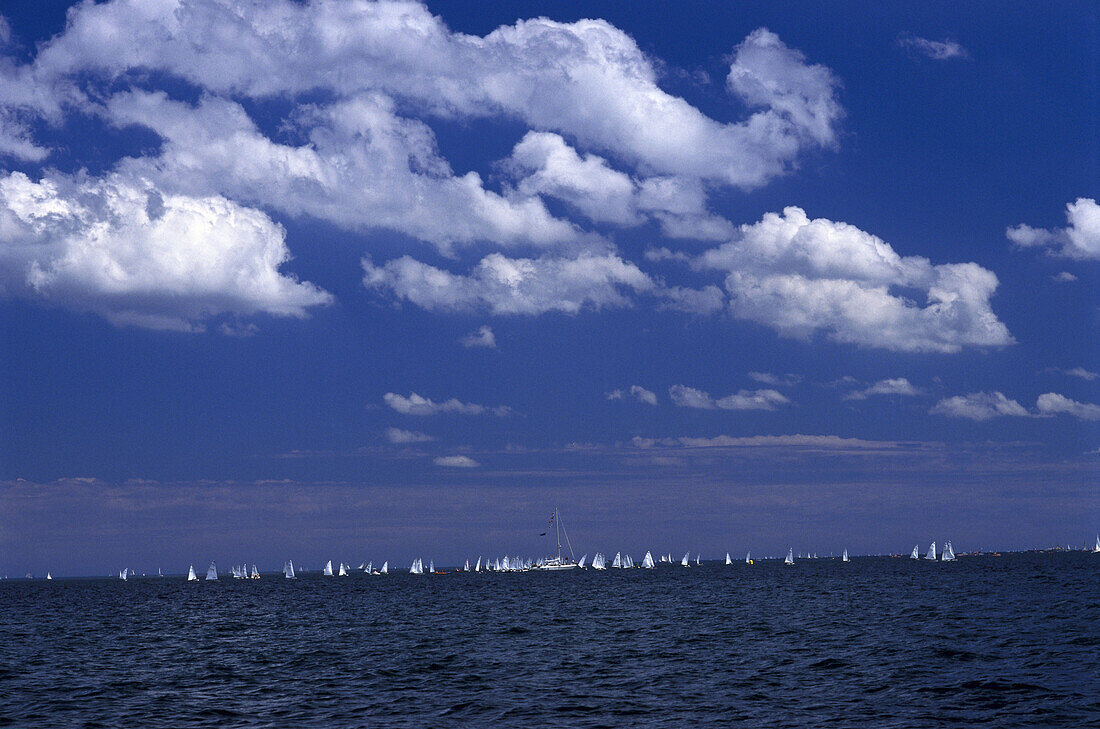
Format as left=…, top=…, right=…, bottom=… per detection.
left=1, top=552, right=1096, bottom=728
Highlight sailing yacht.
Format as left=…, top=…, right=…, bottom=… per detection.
left=187, top=564, right=198, bottom=581
left=251, top=564, right=260, bottom=579
left=941, top=542, right=956, bottom=562
left=474, top=557, right=481, bottom=572
left=464, top=559, right=470, bottom=572
left=46, top=572, right=52, bottom=580
left=695, top=554, right=701, bottom=566
left=338, top=562, right=348, bottom=577
left=380, top=561, right=388, bottom=574
left=725, top=552, right=732, bottom=565
left=592, top=553, right=606, bottom=570
left=642, top=551, right=655, bottom=569
left=1093, top=535, right=1100, bottom=554
left=323, top=560, right=334, bottom=576
left=924, top=542, right=937, bottom=561
left=410, top=558, right=423, bottom=575
left=284, top=560, right=296, bottom=579
left=612, top=552, right=622, bottom=569
left=206, top=561, right=218, bottom=580
left=364, top=561, right=373, bottom=574
left=119, top=568, right=129, bottom=581
left=537, top=508, right=579, bottom=570
left=910, top=545, right=920, bottom=560
left=578, top=554, right=588, bottom=569
left=784, top=548, right=794, bottom=565
left=842, top=549, right=849, bottom=563
left=681, top=552, right=690, bottom=567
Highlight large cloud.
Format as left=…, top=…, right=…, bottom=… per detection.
left=0, top=170, right=330, bottom=330
left=930, top=392, right=1029, bottom=421
left=1007, top=198, right=1100, bottom=260
left=34, top=2, right=841, bottom=188
left=692, top=207, right=1013, bottom=352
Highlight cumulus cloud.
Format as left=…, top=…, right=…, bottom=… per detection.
left=747, top=372, right=802, bottom=386
left=930, top=391, right=1029, bottom=421
left=898, top=35, right=968, bottom=61
left=363, top=252, right=654, bottom=315
left=461, top=325, right=496, bottom=349
left=1052, top=271, right=1077, bottom=283
left=844, top=377, right=921, bottom=401
left=0, top=171, right=331, bottom=330
left=669, top=384, right=790, bottom=411
left=607, top=385, right=658, bottom=406
left=385, top=427, right=434, bottom=444
left=1007, top=198, right=1100, bottom=260
left=693, top=207, right=1013, bottom=352
left=383, top=392, right=510, bottom=416
left=1035, top=393, right=1100, bottom=421
left=433, top=455, right=479, bottom=468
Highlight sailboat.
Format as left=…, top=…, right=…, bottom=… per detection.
left=187, top=564, right=198, bottom=581
left=322, top=560, right=334, bottom=576
left=725, top=552, right=732, bottom=565
left=1093, top=535, right=1100, bottom=554
left=464, top=559, right=470, bottom=572
left=784, top=548, right=794, bottom=565
left=681, top=552, right=690, bottom=567
left=642, top=551, right=655, bottom=569
left=284, top=560, right=296, bottom=579
left=578, top=554, right=588, bottom=569
left=251, top=564, right=260, bottom=579
left=474, top=556, right=481, bottom=572
left=695, top=554, right=701, bottom=566
left=842, top=549, right=849, bottom=563
left=623, top=554, right=634, bottom=568
left=380, top=561, right=388, bottom=574
left=119, top=568, right=129, bottom=581
left=941, top=542, right=956, bottom=562
left=410, top=558, right=423, bottom=575
left=46, top=572, right=52, bottom=580
left=364, top=561, right=372, bottom=574
left=612, top=552, right=622, bottom=569
left=910, top=545, right=919, bottom=560
left=924, top=541, right=937, bottom=561
left=206, top=561, right=218, bottom=580
left=592, top=552, right=606, bottom=570
left=338, top=562, right=348, bottom=577
left=537, top=507, right=579, bottom=570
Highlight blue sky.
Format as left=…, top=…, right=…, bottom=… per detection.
left=0, top=1, right=1096, bottom=575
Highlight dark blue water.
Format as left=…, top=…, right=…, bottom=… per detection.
left=1, top=553, right=1097, bottom=727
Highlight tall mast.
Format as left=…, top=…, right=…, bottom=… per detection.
left=556, top=507, right=562, bottom=559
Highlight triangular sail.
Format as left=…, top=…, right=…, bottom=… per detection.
left=784, top=548, right=794, bottom=565
left=1093, top=535, right=1100, bottom=554
left=725, top=552, right=732, bottom=565
left=745, top=552, right=751, bottom=564
left=206, top=561, right=218, bottom=580
left=695, top=554, right=700, bottom=565
left=578, top=554, right=588, bottom=568
left=925, top=541, right=936, bottom=560
left=612, top=552, right=622, bottom=568
left=842, top=549, right=849, bottom=562
left=592, top=552, right=606, bottom=570
left=338, top=562, right=347, bottom=576
left=942, top=542, right=956, bottom=562
left=187, top=564, right=197, bottom=581
left=910, top=545, right=919, bottom=559
left=251, top=564, right=260, bottom=579
left=475, top=556, right=481, bottom=572
left=464, top=560, right=470, bottom=572
left=380, top=561, right=388, bottom=574
left=681, top=552, right=689, bottom=567
left=642, top=551, right=654, bottom=569
left=323, top=560, right=333, bottom=576
left=365, top=561, right=372, bottom=573
left=285, top=560, right=296, bottom=579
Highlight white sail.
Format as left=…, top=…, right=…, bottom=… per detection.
left=365, top=561, right=372, bottom=573
left=46, top=572, right=52, bottom=580
left=842, top=549, right=849, bottom=562
left=1093, top=535, right=1100, bottom=553
left=284, top=560, right=296, bottom=579
left=338, top=562, right=348, bottom=577
left=120, top=568, right=129, bottom=581
left=410, top=558, right=422, bottom=575
left=624, top=554, right=634, bottom=568
left=578, top=554, right=588, bottom=568
left=187, top=564, right=198, bottom=581
left=612, top=552, right=622, bottom=569
left=251, top=564, right=260, bottom=579
left=695, top=554, right=701, bottom=566
left=784, top=548, right=794, bottom=565
left=942, top=542, right=956, bottom=562
left=592, top=552, right=606, bottom=570
left=464, top=559, right=470, bottom=572
left=206, top=561, right=218, bottom=580
left=910, top=545, right=919, bottom=560
left=925, top=541, right=936, bottom=561
left=681, top=552, right=690, bottom=567
left=323, top=560, right=334, bottom=576
left=642, top=551, right=655, bottom=569
left=429, top=560, right=435, bottom=573
left=380, top=561, right=388, bottom=574
left=725, top=552, right=732, bottom=565
left=475, top=556, right=481, bottom=572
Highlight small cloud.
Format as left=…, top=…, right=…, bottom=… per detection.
left=608, top=385, right=658, bottom=405
left=1035, top=393, right=1100, bottom=421
left=748, top=372, right=802, bottom=387
left=669, top=384, right=790, bottom=411
left=218, top=321, right=259, bottom=337
left=1043, top=366, right=1098, bottom=381
left=930, top=391, right=1029, bottom=421
left=383, top=392, right=511, bottom=417
left=461, top=325, right=496, bottom=349
left=385, top=427, right=434, bottom=444
left=1052, top=271, right=1077, bottom=283
left=434, top=455, right=479, bottom=468
left=844, top=377, right=922, bottom=401
left=1008, top=198, right=1100, bottom=260
left=898, top=34, right=968, bottom=60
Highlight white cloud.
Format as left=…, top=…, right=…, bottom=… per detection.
left=930, top=392, right=1029, bottom=421
left=898, top=35, right=968, bottom=61
left=433, top=455, right=479, bottom=468
left=1035, top=393, right=1100, bottom=421
left=1064, top=367, right=1098, bottom=381
left=383, top=392, right=510, bottom=416
left=632, top=433, right=896, bottom=450
left=747, top=372, right=802, bottom=386
left=1007, top=198, right=1100, bottom=260
left=607, top=385, right=658, bottom=406
left=694, top=207, right=1013, bottom=352
left=0, top=171, right=331, bottom=330
left=669, top=384, right=790, bottom=411
left=1052, top=271, right=1077, bottom=283
left=844, top=377, right=921, bottom=401
left=35, top=3, right=841, bottom=189
left=363, top=252, right=654, bottom=315
left=385, top=427, right=434, bottom=444
left=461, top=325, right=496, bottom=349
